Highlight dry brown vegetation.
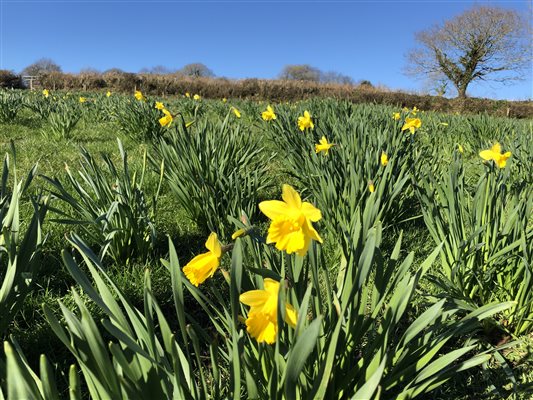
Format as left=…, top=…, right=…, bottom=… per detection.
left=2, top=69, right=531, bottom=118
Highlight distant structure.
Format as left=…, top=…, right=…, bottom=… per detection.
left=22, top=76, right=39, bottom=90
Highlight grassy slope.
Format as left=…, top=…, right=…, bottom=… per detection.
left=0, top=95, right=531, bottom=399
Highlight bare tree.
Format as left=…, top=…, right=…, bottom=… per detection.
left=279, top=64, right=321, bottom=82
left=321, top=71, right=354, bottom=85
left=139, top=65, right=174, bottom=74
left=405, top=6, right=530, bottom=98
left=180, top=63, right=214, bottom=78
left=21, top=58, right=62, bottom=77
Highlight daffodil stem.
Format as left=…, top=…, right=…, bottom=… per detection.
left=221, top=243, right=234, bottom=254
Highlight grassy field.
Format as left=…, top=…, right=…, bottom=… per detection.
left=0, top=89, right=532, bottom=399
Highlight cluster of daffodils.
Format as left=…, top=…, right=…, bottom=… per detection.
left=479, top=143, right=511, bottom=168
left=184, top=92, right=201, bottom=100
left=259, top=184, right=323, bottom=256
left=261, top=105, right=276, bottom=121
left=315, top=136, right=334, bottom=155
left=231, top=107, right=241, bottom=118
left=294, top=110, right=335, bottom=157
left=181, top=185, right=322, bottom=343
left=134, top=90, right=146, bottom=101
left=297, top=111, right=314, bottom=131
left=381, top=151, right=388, bottom=166
left=393, top=107, right=422, bottom=134
left=239, top=279, right=297, bottom=344
left=182, top=233, right=222, bottom=287
left=159, top=109, right=173, bottom=127
left=366, top=151, right=389, bottom=194
left=401, top=117, right=422, bottom=134
left=149, top=99, right=174, bottom=127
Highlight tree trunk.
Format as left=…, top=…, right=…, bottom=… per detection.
left=457, top=84, right=468, bottom=98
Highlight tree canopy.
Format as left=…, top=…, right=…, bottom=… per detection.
left=180, top=63, right=214, bottom=78
left=280, top=64, right=354, bottom=84
left=21, top=58, right=62, bottom=77
left=279, top=64, right=321, bottom=82
left=405, top=6, right=530, bottom=98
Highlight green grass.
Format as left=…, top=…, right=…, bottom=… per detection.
left=0, top=91, right=532, bottom=398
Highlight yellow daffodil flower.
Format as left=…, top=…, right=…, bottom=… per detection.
left=262, top=105, right=277, bottom=121
left=368, top=180, right=375, bottom=193
left=42, top=89, right=49, bottom=98
left=222, top=97, right=227, bottom=103
left=240, top=278, right=298, bottom=344
left=457, top=144, right=464, bottom=153
left=159, top=109, right=173, bottom=127
left=315, top=136, right=334, bottom=155
left=402, top=118, right=422, bottom=134
left=381, top=151, right=388, bottom=166
left=393, top=112, right=401, bottom=121
left=185, top=92, right=190, bottom=98
left=134, top=90, right=145, bottom=101
left=297, top=111, right=314, bottom=131
left=193, top=94, right=201, bottom=101
left=182, top=232, right=222, bottom=286
left=231, top=107, right=241, bottom=118
left=259, top=184, right=322, bottom=256
left=106, top=91, right=112, bottom=97
left=411, top=106, right=419, bottom=115
left=155, top=101, right=165, bottom=110
left=479, top=143, right=512, bottom=168
left=79, top=97, right=86, bottom=103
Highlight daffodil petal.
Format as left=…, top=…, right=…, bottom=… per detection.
left=479, top=150, right=494, bottom=161
left=304, top=219, right=323, bottom=243
left=246, top=311, right=277, bottom=344
left=263, top=278, right=279, bottom=292
left=301, top=202, right=322, bottom=222
left=182, top=253, right=219, bottom=286
left=205, top=232, right=222, bottom=257
left=284, top=303, right=298, bottom=328
left=240, top=290, right=271, bottom=307
left=282, top=230, right=306, bottom=255
left=259, top=200, right=290, bottom=220
left=281, top=184, right=302, bottom=209
left=296, top=235, right=311, bottom=257
left=497, top=159, right=507, bottom=168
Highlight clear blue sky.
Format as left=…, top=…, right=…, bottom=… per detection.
left=1, top=0, right=531, bottom=100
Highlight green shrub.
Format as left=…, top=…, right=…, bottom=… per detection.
left=111, top=96, right=165, bottom=142
left=0, top=145, right=48, bottom=337
left=44, top=140, right=160, bottom=265
left=264, top=101, right=415, bottom=240
left=416, top=152, right=533, bottom=335
left=0, top=196, right=513, bottom=398
left=0, top=90, right=24, bottom=123
left=151, top=112, right=273, bottom=239
left=0, top=71, right=22, bottom=89
left=43, top=99, right=82, bottom=140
